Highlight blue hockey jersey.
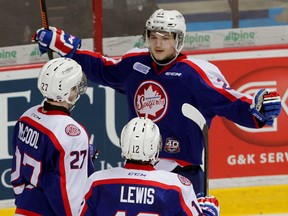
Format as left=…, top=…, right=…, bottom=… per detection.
left=79, top=163, right=206, bottom=216
left=11, top=105, right=94, bottom=216
left=73, top=47, right=259, bottom=167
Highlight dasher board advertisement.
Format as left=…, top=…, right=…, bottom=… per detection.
left=0, top=49, right=287, bottom=205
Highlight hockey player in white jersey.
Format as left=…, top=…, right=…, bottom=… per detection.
left=11, top=57, right=94, bottom=216
left=79, top=117, right=220, bottom=216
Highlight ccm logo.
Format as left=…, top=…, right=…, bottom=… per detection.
left=222, top=66, right=287, bottom=147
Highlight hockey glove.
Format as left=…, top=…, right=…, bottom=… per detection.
left=32, top=27, right=81, bottom=58
left=89, top=144, right=99, bottom=161
left=250, top=88, right=281, bottom=126
left=197, top=193, right=220, bottom=216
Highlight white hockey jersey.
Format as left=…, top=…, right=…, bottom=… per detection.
left=11, top=104, right=94, bottom=216
left=79, top=163, right=205, bottom=216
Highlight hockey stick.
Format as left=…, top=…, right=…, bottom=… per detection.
left=181, top=103, right=209, bottom=196
left=39, top=0, right=53, bottom=60
left=89, top=134, right=99, bottom=161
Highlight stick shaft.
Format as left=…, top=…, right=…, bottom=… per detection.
left=203, top=125, right=209, bottom=196
left=40, top=0, right=53, bottom=60
left=181, top=103, right=209, bottom=195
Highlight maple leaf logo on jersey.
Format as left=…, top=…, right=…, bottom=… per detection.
left=136, top=86, right=164, bottom=115
left=65, top=124, right=81, bottom=136
left=134, top=81, right=168, bottom=122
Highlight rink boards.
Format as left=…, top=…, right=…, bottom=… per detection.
left=0, top=45, right=287, bottom=215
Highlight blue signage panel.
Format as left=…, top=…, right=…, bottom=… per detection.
left=0, top=66, right=128, bottom=202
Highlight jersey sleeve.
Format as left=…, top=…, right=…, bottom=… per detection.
left=175, top=175, right=205, bottom=215
left=43, top=120, right=91, bottom=216
left=73, top=49, right=133, bottom=93
left=181, top=58, right=260, bottom=128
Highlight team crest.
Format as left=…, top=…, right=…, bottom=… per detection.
left=164, top=138, right=180, bottom=153
left=177, top=174, right=191, bottom=186
left=134, top=80, right=168, bottom=122
left=65, top=124, right=81, bottom=136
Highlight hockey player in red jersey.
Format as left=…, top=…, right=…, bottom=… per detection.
left=32, top=9, right=281, bottom=194
left=79, top=117, right=220, bottom=216
left=11, top=58, right=94, bottom=216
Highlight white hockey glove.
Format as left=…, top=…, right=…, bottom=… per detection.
left=32, top=26, right=81, bottom=58
left=250, top=88, right=281, bottom=126
left=197, top=193, right=220, bottom=216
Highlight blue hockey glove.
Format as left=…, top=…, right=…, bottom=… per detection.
left=250, top=89, right=281, bottom=126
left=32, top=27, right=81, bottom=58
left=89, top=144, right=99, bottom=161
left=197, top=193, right=220, bottom=216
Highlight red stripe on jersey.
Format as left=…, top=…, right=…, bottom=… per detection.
left=75, top=49, right=118, bottom=66
left=75, top=49, right=149, bottom=66
left=15, top=208, right=42, bottom=216
left=122, top=50, right=150, bottom=59
left=124, top=163, right=155, bottom=170
left=37, top=107, right=69, bottom=116
left=19, top=116, right=73, bottom=216
left=84, top=178, right=192, bottom=216
left=156, top=157, right=194, bottom=167
left=182, top=59, right=252, bottom=103
left=80, top=204, right=89, bottom=216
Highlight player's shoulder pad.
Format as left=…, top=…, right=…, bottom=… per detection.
left=154, top=170, right=192, bottom=187
left=177, top=174, right=192, bottom=186
left=20, top=105, right=41, bottom=118
left=83, top=168, right=124, bottom=192
left=184, top=56, right=216, bottom=67
left=181, top=56, right=221, bottom=73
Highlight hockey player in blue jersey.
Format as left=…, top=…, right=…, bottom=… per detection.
left=79, top=117, right=220, bottom=216
left=32, top=9, right=281, bottom=194
left=11, top=58, right=94, bottom=216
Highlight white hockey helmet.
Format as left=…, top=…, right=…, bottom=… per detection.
left=145, top=9, right=186, bottom=53
left=37, top=57, right=87, bottom=105
left=120, top=117, right=162, bottom=164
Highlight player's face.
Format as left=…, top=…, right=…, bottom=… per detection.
left=148, top=31, right=177, bottom=61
